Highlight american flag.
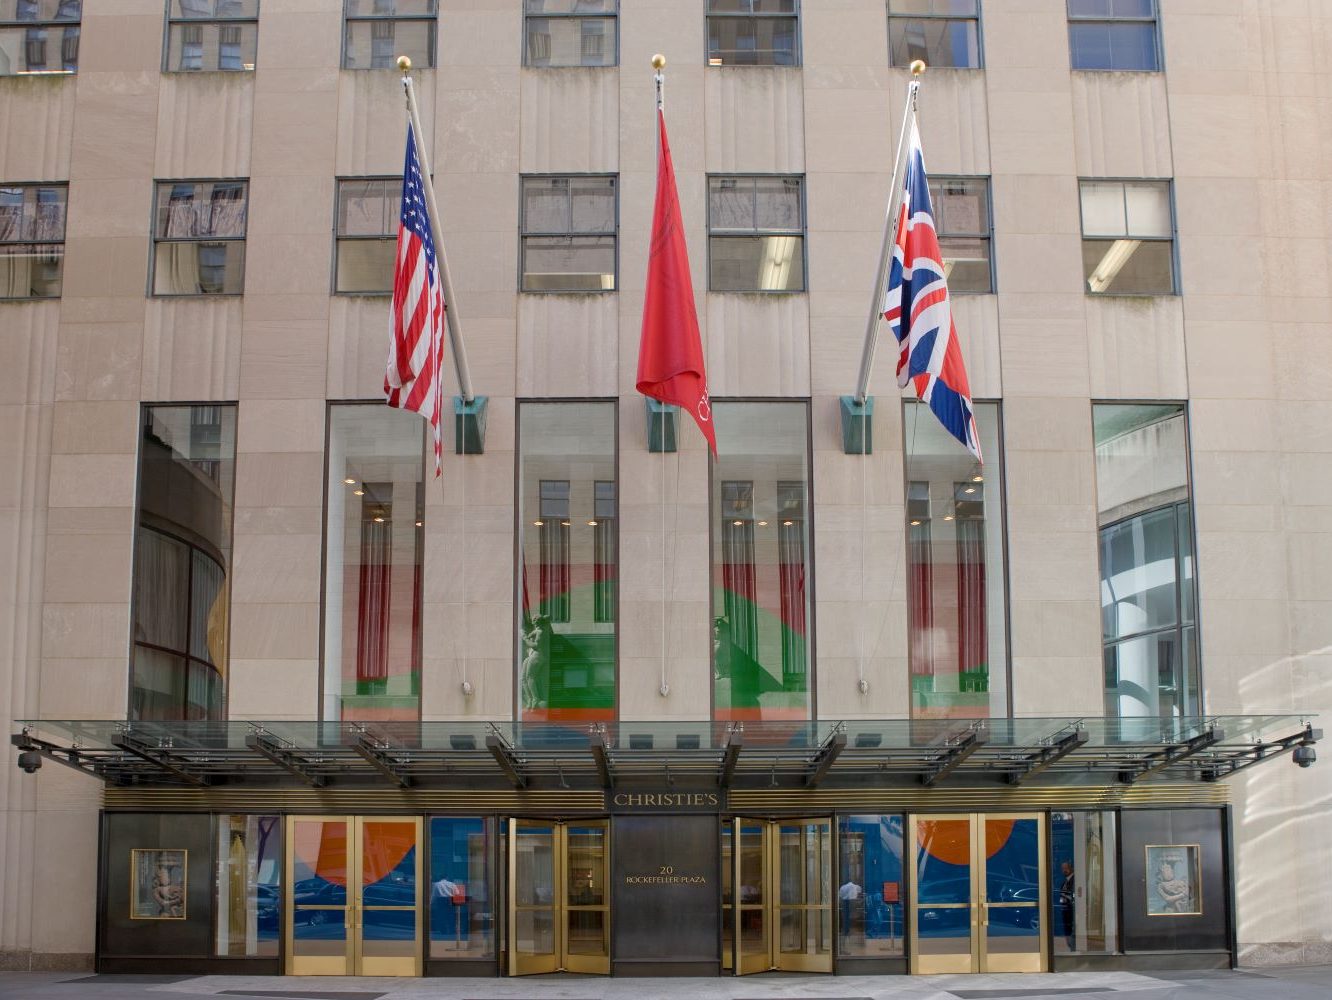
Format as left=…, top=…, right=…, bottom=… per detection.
left=883, top=116, right=982, bottom=463
left=385, top=122, right=445, bottom=476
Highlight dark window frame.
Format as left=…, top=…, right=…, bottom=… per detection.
left=0, top=0, right=82, bottom=75
left=332, top=175, right=401, bottom=296
left=706, top=172, right=807, bottom=294
left=705, top=0, right=801, bottom=68
left=150, top=177, right=250, bottom=297
left=341, top=0, right=437, bottom=70
left=886, top=0, right=983, bottom=70
left=1078, top=176, right=1177, bottom=297
left=0, top=180, right=67, bottom=300
left=162, top=0, right=260, bottom=74
left=1067, top=0, right=1160, bottom=72
left=928, top=173, right=994, bottom=294
left=522, top=0, right=619, bottom=68
left=518, top=172, right=619, bottom=294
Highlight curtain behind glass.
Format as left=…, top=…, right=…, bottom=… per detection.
left=711, top=402, right=811, bottom=722
left=323, top=405, right=424, bottom=722
left=517, top=403, right=617, bottom=723
left=131, top=404, right=236, bottom=721
left=904, top=401, right=1005, bottom=719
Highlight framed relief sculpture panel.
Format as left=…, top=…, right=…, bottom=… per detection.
left=131, top=848, right=187, bottom=920
left=1145, top=844, right=1200, bottom=916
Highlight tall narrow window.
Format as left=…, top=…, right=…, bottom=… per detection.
left=517, top=403, right=616, bottom=723
left=904, top=401, right=1006, bottom=719
left=215, top=815, right=280, bottom=957
left=0, top=182, right=66, bottom=299
left=131, top=404, right=237, bottom=721
left=323, top=405, right=424, bottom=722
left=593, top=481, right=616, bottom=624
left=712, top=402, right=812, bottom=721
left=1094, top=403, right=1197, bottom=720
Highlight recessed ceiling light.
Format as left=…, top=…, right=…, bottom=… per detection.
left=783, top=520, right=794, bottom=526
left=757, top=520, right=768, bottom=527
left=343, top=478, right=356, bottom=485
left=909, top=519, right=921, bottom=526
left=415, top=521, right=423, bottom=528
left=373, top=516, right=385, bottom=523
left=943, top=515, right=955, bottom=522
left=972, top=475, right=983, bottom=483
left=964, top=487, right=976, bottom=494
left=353, top=489, right=365, bottom=496
left=733, top=520, right=744, bottom=526
left=587, top=520, right=598, bottom=526
left=533, top=520, right=544, bottom=526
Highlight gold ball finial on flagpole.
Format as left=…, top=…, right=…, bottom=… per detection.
left=651, top=53, right=666, bottom=70
left=397, top=55, right=412, bottom=72
left=909, top=59, right=927, bottom=76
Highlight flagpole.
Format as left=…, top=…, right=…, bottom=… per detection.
left=852, top=59, right=926, bottom=406
left=398, top=56, right=476, bottom=405
left=653, top=53, right=670, bottom=699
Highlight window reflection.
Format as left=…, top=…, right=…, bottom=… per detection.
left=132, top=405, right=236, bottom=721
left=1050, top=811, right=1118, bottom=954
left=905, top=401, right=1005, bottom=719
left=323, top=405, right=424, bottom=722
left=215, top=815, right=280, bottom=957
left=1094, top=403, right=1197, bottom=718
left=711, top=402, right=811, bottom=721
left=837, top=814, right=905, bottom=957
left=428, top=820, right=492, bottom=964
left=517, top=403, right=617, bottom=723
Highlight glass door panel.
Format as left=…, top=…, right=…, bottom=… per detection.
left=721, top=823, right=734, bottom=971
left=774, top=820, right=833, bottom=972
left=358, top=818, right=421, bottom=975
left=288, top=817, right=352, bottom=975
left=735, top=819, right=769, bottom=975
left=982, top=816, right=1044, bottom=974
left=912, top=816, right=975, bottom=974
left=909, top=814, right=1047, bottom=975
left=286, top=816, right=423, bottom=976
left=510, top=821, right=558, bottom=975
left=563, top=822, right=609, bottom=973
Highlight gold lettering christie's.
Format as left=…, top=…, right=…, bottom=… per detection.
left=611, top=792, right=720, bottom=808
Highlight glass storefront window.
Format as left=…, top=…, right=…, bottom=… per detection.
left=1050, top=811, right=1118, bottom=954
left=517, top=402, right=617, bottom=723
left=904, top=401, right=1006, bottom=719
left=215, top=815, right=280, bottom=957
left=323, top=404, right=425, bottom=722
left=1093, top=403, right=1197, bottom=719
left=132, top=404, right=237, bottom=721
left=837, top=814, right=905, bottom=957
left=711, top=402, right=812, bottom=721
left=429, top=817, right=494, bottom=958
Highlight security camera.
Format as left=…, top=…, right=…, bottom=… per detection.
left=16, top=750, right=41, bottom=774
left=1293, top=745, right=1316, bottom=768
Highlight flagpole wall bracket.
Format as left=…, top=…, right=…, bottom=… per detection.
left=645, top=398, right=678, bottom=453
left=840, top=395, right=873, bottom=455
left=454, top=395, right=488, bottom=455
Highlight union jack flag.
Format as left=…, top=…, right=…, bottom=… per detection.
left=883, top=117, right=982, bottom=463
left=386, top=122, right=445, bottom=476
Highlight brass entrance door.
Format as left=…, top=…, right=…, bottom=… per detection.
left=285, top=815, right=423, bottom=976
left=723, top=817, right=834, bottom=975
left=507, top=819, right=610, bottom=976
left=909, top=813, right=1046, bottom=975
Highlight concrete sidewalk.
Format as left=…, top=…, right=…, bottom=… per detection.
left=2, top=967, right=1332, bottom=1000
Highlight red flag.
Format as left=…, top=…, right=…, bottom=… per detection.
left=637, top=108, right=717, bottom=457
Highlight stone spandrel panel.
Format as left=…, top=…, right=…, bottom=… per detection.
left=1071, top=72, right=1173, bottom=180
left=155, top=74, right=254, bottom=180
left=0, top=77, right=76, bottom=182
left=142, top=298, right=243, bottom=402
left=521, top=69, right=619, bottom=174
